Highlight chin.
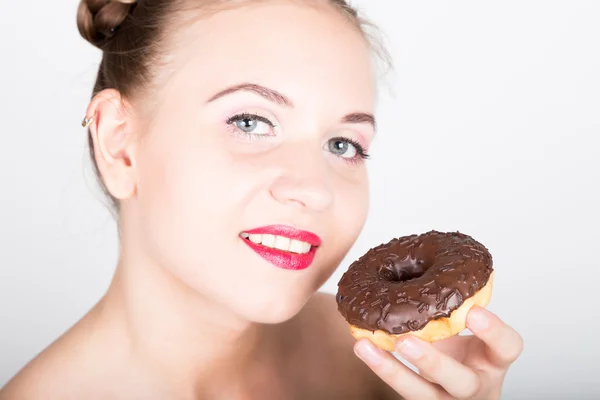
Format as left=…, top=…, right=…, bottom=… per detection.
left=232, top=288, right=314, bottom=325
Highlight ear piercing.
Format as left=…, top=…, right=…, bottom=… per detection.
left=81, top=112, right=95, bottom=128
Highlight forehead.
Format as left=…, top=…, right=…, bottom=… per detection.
left=163, top=1, right=376, bottom=111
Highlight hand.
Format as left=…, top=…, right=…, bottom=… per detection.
left=354, top=307, right=523, bottom=400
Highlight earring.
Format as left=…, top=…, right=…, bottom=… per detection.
left=81, top=112, right=95, bottom=128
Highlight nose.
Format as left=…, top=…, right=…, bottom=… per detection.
left=268, top=143, right=334, bottom=213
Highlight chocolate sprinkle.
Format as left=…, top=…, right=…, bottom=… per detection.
left=336, top=231, right=493, bottom=335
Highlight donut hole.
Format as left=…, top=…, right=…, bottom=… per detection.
left=379, top=256, right=430, bottom=282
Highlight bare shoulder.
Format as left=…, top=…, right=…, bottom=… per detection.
left=287, top=292, right=399, bottom=399
left=0, top=334, right=72, bottom=399
left=1, top=364, right=38, bottom=399
left=0, top=317, right=111, bottom=400
left=0, top=310, right=144, bottom=400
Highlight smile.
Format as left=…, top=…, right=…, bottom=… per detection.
left=240, top=233, right=312, bottom=254
left=239, top=225, right=322, bottom=271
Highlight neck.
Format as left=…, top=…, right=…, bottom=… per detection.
left=93, top=239, right=269, bottom=397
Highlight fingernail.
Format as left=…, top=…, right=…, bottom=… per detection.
left=355, top=340, right=384, bottom=366
left=468, top=307, right=491, bottom=331
left=396, top=337, right=424, bottom=359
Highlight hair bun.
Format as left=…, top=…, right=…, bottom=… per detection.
left=77, top=0, right=137, bottom=49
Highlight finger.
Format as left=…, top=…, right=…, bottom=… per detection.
left=467, top=307, right=524, bottom=367
left=395, top=336, right=481, bottom=399
left=432, top=335, right=472, bottom=362
left=354, top=339, right=447, bottom=400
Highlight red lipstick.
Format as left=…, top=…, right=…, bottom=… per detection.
left=241, top=225, right=322, bottom=271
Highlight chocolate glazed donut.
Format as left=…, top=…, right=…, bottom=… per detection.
left=336, top=231, right=494, bottom=351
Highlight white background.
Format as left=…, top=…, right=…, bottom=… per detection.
left=1, top=1, right=599, bottom=398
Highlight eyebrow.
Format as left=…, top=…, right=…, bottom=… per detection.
left=207, top=83, right=294, bottom=107
left=341, top=112, right=376, bottom=131
left=207, top=82, right=376, bottom=130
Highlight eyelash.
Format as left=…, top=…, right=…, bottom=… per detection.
left=225, top=113, right=370, bottom=164
left=226, top=113, right=276, bottom=140
left=331, top=136, right=370, bottom=164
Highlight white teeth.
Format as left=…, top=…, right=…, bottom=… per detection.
left=274, top=236, right=291, bottom=251
left=261, top=234, right=276, bottom=247
left=301, top=242, right=312, bottom=253
left=290, top=239, right=311, bottom=254
left=240, top=232, right=312, bottom=254
left=248, top=234, right=262, bottom=244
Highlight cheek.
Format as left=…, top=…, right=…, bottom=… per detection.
left=134, top=128, right=245, bottom=268
left=336, top=169, right=369, bottom=233
left=141, top=144, right=218, bottom=218
left=310, top=172, right=369, bottom=287
left=326, top=171, right=369, bottom=259
left=337, top=174, right=369, bottom=243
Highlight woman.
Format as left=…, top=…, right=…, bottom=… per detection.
left=0, top=0, right=523, bottom=398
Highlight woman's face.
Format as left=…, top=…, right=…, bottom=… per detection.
left=131, top=1, right=376, bottom=323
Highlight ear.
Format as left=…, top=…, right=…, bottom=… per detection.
left=85, top=89, right=138, bottom=202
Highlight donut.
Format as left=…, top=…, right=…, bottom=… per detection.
left=336, top=231, right=494, bottom=351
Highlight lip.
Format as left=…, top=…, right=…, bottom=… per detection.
left=243, top=225, right=322, bottom=246
left=241, top=225, right=322, bottom=271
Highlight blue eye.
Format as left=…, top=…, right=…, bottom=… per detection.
left=329, top=139, right=356, bottom=158
left=227, top=113, right=275, bottom=135
left=326, top=137, right=369, bottom=161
